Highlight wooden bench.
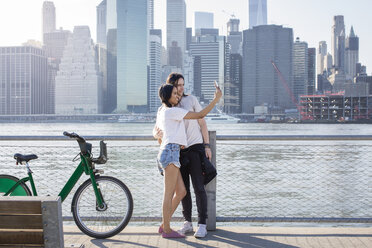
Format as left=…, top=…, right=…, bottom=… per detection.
left=0, top=196, right=64, bottom=248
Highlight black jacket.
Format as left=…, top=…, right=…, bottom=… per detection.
left=180, top=144, right=217, bottom=185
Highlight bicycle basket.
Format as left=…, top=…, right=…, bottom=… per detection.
left=92, top=140, right=108, bottom=164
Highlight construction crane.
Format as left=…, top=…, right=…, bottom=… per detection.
left=222, top=10, right=236, bottom=19
left=270, top=60, right=312, bottom=120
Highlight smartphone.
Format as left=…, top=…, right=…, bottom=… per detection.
left=214, top=80, right=219, bottom=88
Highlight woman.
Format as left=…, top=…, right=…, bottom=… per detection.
left=155, top=82, right=221, bottom=238
left=165, top=73, right=212, bottom=238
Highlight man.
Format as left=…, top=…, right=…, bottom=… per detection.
left=163, top=73, right=211, bottom=238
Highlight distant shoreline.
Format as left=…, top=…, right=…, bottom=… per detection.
left=0, top=114, right=156, bottom=124
left=1, top=114, right=371, bottom=124
left=1, top=120, right=371, bottom=124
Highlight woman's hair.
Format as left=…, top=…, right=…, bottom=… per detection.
left=158, top=84, right=174, bottom=108
left=166, top=72, right=187, bottom=97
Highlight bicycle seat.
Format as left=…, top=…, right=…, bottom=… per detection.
left=14, top=153, right=38, bottom=163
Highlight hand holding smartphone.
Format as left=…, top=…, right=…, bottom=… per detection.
left=213, top=80, right=222, bottom=100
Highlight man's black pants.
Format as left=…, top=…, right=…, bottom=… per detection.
left=180, top=146, right=208, bottom=224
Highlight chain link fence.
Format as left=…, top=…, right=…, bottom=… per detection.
left=0, top=136, right=371, bottom=223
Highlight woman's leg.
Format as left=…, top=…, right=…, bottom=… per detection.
left=162, top=163, right=180, bottom=233
left=171, top=171, right=187, bottom=215
left=159, top=172, right=186, bottom=230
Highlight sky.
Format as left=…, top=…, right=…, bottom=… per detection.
left=0, top=0, right=371, bottom=74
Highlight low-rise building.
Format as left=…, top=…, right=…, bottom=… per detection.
left=300, top=93, right=372, bottom=121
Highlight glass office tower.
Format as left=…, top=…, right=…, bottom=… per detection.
left=106, top=0, right=148, bottom=113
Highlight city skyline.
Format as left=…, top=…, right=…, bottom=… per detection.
left=0, top=0, right=371, bottom=75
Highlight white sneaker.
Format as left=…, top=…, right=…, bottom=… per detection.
left=178, top=221, right=193, bottom=235
left=194, top=224, right=207, bottom=238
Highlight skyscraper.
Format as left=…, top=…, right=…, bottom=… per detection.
left=345, top=26, right=359, bottom=80
left=43, top=30, right=71, bottom=61
left=189, top=35, right=226, bottom=103
left=227, top=18, right=242, bottom=55
left=148, top=33, right=162, bottom=112
left=193, top=55, right=201, bottom=99
left=224, top=42, right=231, bottom=112
left=150, top=29, right=162, bottom=44
left=331, top=15, right=345, bottom=70
left=167, top=0, right=186, bottom=68
left=308, top=48, right=316, bottom=95
left=147, top=0, right=154, bottom=69
left=43, top=29, right=71, bottom=114
left=337, top=30, right=345, bottom=71
left=293, top=38, right=308, bottom=100
left=0, top=46, right=48, bottom=115
left=226, top=18, right=242, bottom=113
left=97, top=43, right=109, bottom=113
left=183, top=51, right=194, bottom=94
left=227, top=18, right=240, bottom=33
left=195, top=28, right=219, bottom=37
left=186, top=27, right=192, bottom=51
left=96, top=0, right=107, bottom=45
left=106, top=0, right=148, bottom=112
left=96, top=1, right=109, bottom=113
left=324, top=53, right=333, bottom=71
left=226, top=18, right=243, bottom=113
left=317, top=41, right=327, bottom=75
left=249, top=0, right=267, bottom=28
left=42, top=1, right=56, bottom=42
left=168, top=41, right=183, bottom=68
left=148, top=0, right=154, bottom=29
left=195, top=11, right=214, bottom=31
left=106, top=27, right=117, bottom=113
left=229, top=53, right=242, bottom=113
left=242, top=25, right=293, bottom=113
left=55, top=26, right=103, bottom=114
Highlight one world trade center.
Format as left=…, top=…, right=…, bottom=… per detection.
left=249, top=0, right=267, bottom=28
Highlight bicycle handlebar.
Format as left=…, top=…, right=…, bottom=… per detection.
left=63, top=132, right=106, bottom=163
left=63, top=131, right=86, bottom=143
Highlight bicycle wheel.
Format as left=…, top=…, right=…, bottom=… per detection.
left=71, top=176, right=133, bottom=239
left=0, top=174, right=32, bottom=196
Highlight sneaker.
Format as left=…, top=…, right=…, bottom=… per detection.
left=178, top=221, right=193, bottom=235
left=162, top=230, right=185, bottom=238
left=194, top=224, right=207, bottom=238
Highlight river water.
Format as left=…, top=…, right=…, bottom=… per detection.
left=0, top=122, right=371, bottom=136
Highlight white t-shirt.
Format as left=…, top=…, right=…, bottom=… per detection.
left=156, top=106, right=189, bottom=149
left=178, top=95, right=204, bottom=147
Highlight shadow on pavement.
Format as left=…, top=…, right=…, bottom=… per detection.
left=87, top=229, right=299, bottom=248
left=91, top=239, right=158, bottom=248
left=178, top=229, right=299, bottom=248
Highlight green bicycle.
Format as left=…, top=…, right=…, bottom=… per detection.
left=0, top=131, right=133, bottom=239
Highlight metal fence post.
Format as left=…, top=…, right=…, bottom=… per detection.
left=206, top=131, right=216, bottom=230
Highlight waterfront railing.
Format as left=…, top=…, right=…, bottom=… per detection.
left=0, top=133, right=371, bottom=225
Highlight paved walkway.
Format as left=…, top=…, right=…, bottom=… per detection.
left=63, top=225, right=372, bottom=248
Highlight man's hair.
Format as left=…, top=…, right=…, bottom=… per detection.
left=166, top=72, right=187, bottom=97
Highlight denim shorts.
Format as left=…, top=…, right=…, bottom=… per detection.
left=157, top=143, right=181, bottom=174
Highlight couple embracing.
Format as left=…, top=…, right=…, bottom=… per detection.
left=153, top=73, right=221, bottom=238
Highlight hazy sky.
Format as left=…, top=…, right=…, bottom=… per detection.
left=0, top=0, right=371, bottom=74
